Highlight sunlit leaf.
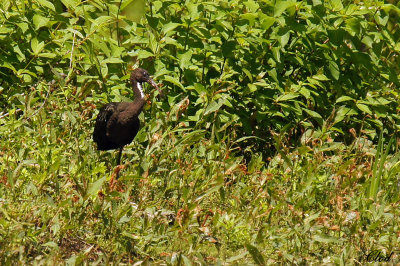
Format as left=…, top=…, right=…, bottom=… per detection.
left=162, top=22, right=181, bottom=35
left=274, top=1, right=296, bottom=17
left=136, top=50, right=154, bottom=59
left=276, top=93, right=299, bottom=102
left=87, top=176, right=106, bottom=197
left=179, top=50, right=192, bottom=70
left=33, top=14, right=49, bottom=30
left=31, top=38, right=45, bottom=55
left=36, top=0, right=55, bottom=11
left=356, top=103, right=372, bottom=114
left=164, top=75, right=184, bottom=90
left=336, top=96, right=354, bottom=103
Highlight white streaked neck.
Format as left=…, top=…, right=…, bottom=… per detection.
left=137, top=82, right=144, bottom=99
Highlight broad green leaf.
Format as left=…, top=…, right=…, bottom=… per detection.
left=375, top=97, right=391, bottom=105
left=274, top=1, right=296, bottom=17
left=334, top=106, right=358, bottom=124
left=186, top=2, right=199, bottom=19
left=329, top=0, right=343, bottom=11
left=260, top=16, right=275, bottom=30
left=87, top=176, right=106, bottom=197
left=33, top=14, right=49, bottom=30
left=121, top=0, right=145, bottom=22
left=1, top=61, right=16, bottom=72
left=328, top=60, right=340, bottom=80
left=299, top=87, right=311, bottom=99
left=67, top=28, right=84, bottom=38
left=312, top=73, right=330, bottom=81
left=13, top=45, right=26, bottom=61
left=60, top=0, right=78, bottom=9
left=268, top=68, right=278, bottom=83
left=136, top=50, right=154, bottom=59
left=102, top=58, right=124, bottom=64
left=346, top=18, right=361, bottom=36
left=162, top=23, right=181, bottom=35
left=381, top=4, right=400, bottom=15
left=36, top=0, right=55, bottom=11
left=276, top=93, right=299, bottom=102
left=120, top=0, right=135, bottom=10
left=0, top=27, right=12, bottom=34
left=204, top=99, right=224, bottom=116
left=38, top=53, right=56, bottom=58
left=375, top=11, right=389, bottom=26
left=241, top=13, right=258, bottom=26
left=90, top=16, right=113, bottom=32
left=303, top=109, right=323, bottom=125
left=101, top=64, right=108, bottom=77
left=164, top=75, right=184, bottom=90
left=179, top=50, right=192, bottom=70
left=247, top=84, right=257, bottom=93
left=394, top=42, right=400, bottom=53
left=218, top=20, right=233, bottom=31
left=193, top=83, right=206, bottom=95
left=278, top=30, right=291, bottom=47
left=336, top=96, right=354, bottom=103
left=245, top=0, right=259, bottom=12
left=356, top=103, right=372, bottom=114
left=31, top=38, right=45, bottom=55
left=272, top=47, right=281, bottom=62
left=243, top=68, right=253, bottom=81
left=149, top=31, right=157, bottom=53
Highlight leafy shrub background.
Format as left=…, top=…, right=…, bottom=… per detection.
left=1, top=0, right=400, bottom=264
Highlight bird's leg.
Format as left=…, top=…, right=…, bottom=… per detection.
left=110, top=147, right=124, bottom=191
left=117, top=146, right=123, bottom=166
left=116, top=146, right=123, bottom=179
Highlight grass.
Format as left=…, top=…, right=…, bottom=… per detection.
left=0, top=83, right=399, bottom=264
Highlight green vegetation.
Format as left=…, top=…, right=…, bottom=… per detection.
left=1, top=0, right=400, bottom=264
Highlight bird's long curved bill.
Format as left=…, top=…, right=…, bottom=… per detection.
left=147, top=78, right=162, bottom=94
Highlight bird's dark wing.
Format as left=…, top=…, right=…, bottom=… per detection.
left=93, top=102, right=119, bottom=150
left=106, top=102, right=140, bottom=146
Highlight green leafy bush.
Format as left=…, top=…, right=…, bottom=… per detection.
left=2, top=0, right=399, bottom=150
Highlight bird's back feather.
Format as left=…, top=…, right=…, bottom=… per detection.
left=93, top=103, right=120, bottom=150
left=93, top=102, right=142, bottom=150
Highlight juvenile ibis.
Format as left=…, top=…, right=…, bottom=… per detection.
left=93, top=68, right=161, bottom=178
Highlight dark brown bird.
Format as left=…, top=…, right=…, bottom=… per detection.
left=93, top=68, right=161, bottom=177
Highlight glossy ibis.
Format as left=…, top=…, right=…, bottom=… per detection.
left=93, top=68, right=161, bottom=179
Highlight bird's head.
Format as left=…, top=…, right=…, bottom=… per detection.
left=130, top=68, right=161, bottom=95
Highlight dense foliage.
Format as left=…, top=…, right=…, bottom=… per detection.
left=1, top=0, right=400, bottom=264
